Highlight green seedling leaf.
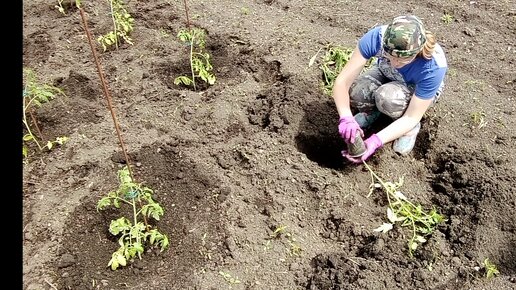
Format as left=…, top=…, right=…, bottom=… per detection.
left=116, top=252, right=127, bottom=267
left=387, top=208, right=406, bottom=223
left=415, top=235, right=427, bottom=243
left=484, top=258, right=500, bottom=278
left=373, top=223, right=393, bottom=233
left=109, top=217, right=131, bottom=235
left=394, top=191, right=407, bottom=200
left=23, top=134, right=34, bottom=141
left=157, top=234, right=169, bottom=251
left=108, top=250, right=126, bottom=270
left=133, top=242, right=144, bottom=255
left=174, top=76, right=193, bottom=86
left=97, top=197, right=112, bottom=210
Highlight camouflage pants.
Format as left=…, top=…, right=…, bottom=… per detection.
left=349, top=65, right=442, bottom=119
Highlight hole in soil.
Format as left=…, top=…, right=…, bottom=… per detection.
left=295, top=134, right=346, bottom=169
left=247, top=85, right=290, bottom=132
left=500, top=239, right=516, bottom=275
left=56, top=141, right=230, bottom=289
left=412, top=117, right=438, bottom=159
left=133, top=2, right=179, bottom=30
left=427, top=148, right=516, bottom=274
left=295, top=101, right=346, bottom=169
left=31, top=70, right=103, bottom=142
left=152, top=31, right=289, bottom=96
left=23, top=30, right=53, bottom=65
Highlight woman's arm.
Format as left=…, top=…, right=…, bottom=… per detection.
left=376, top=94, right=433, bottom=144
left=332, top=44, right=368, bottom=118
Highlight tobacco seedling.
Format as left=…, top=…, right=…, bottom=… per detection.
left=174, top=27, right=215, bottom=90
left=319, top=45, right=375, bottom=96
left=483, top=258, right=500, bottom=279
left=97, top=0, right=134, bottom=51
left=269, top=225, right=303, bottom=257
left=22, top=68, right=67, bottom=159
left=219, top=271, right=241, bottom=286
left=470, top=111, right=487, bottom=129
left=441, top=13, right=454, bottom=25
left=97, top=166, right=169, bottom=270
left=363, top=161, right=445, bottom=256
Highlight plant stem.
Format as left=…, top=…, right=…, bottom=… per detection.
left=112, top=196, right=134, bottom=206
left=109, top=0, right=118, bottom=49
left=131, top=198, right=142, bottom=259
left=29, top=109, right=45, bottom=142
left=22, top=96, right=42, bottom=150
left=189, top=35, right=196, bottom=91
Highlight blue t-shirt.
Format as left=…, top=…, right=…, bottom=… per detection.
left=358, top=26, right=448, bottom=99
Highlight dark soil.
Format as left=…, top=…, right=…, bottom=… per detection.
left=23, top=0, right=516, bottom=289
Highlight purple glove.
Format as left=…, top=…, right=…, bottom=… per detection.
left=338, top=116, right=363, bottom=143
left=343, top=134, right=383, bottom=163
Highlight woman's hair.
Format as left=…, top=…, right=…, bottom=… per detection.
left=418, top=31, right=436, bottom=59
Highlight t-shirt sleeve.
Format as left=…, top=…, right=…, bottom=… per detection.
left=358, top=26, right=382, bottom=59
left=414, top=67, right=447, bottom=99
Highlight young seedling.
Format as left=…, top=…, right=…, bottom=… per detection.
left=269, top=225, right=303, bottom=257
left=483, top=258, right=500, bottom=279
left=363, top=161, right=445, bottom=256
left=470, top=111, right=487, bottom=129
left=319, top=45, right=375, bottom=96
left=440, top=13, right=454, bottom=25
left=22, top=68, right=68, bottom=159
left=174, top=27, right=216, bottom=90
left=97, top=0, right=134, bottom=51
left=97, top=166, right=169, bottom=270
left=219, top=271, right=241, bottom=287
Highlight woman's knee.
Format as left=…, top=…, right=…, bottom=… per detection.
left=349, top=75, right=383, bottom=111
left=374, top=82, right=412, bottom=118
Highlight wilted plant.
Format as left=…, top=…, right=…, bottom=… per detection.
left=97, top=166, right=169, bottom=270
left=23, top=68, right=68, bottom=159
left=363, top=161, right=445, bottom=256
left=174, top=27, right=215, bottom=90
left=319, top=46, right=353, bottom=96
left=318, top=45, right=375, bottom=96
left=97, top=0, right=134, bottom=51
left=483, top=258, right=500, bottom=279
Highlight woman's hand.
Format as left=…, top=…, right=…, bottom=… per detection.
left=343, top=134, right=383, bottom=163
left=338, top=116, right=364, bottom=143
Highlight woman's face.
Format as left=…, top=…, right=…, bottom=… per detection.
left=382, top=51, right=416, bottom=68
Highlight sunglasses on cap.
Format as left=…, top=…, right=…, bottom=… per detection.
left=382, top=50, right=417, bottom=64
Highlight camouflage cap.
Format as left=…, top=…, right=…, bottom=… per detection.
left=383, top=15, right=427, bottom=58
